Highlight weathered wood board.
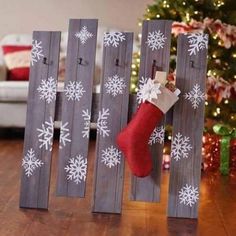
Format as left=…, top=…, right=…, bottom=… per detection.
left=20, top=31, right=61, bottom=209
left=56, top=19, right=98, bottom=197
left=168, top=33, right=208, bottom=218
left=92, top=32, right=133, bottom=213
left=130, top=20, right=172, bottom=202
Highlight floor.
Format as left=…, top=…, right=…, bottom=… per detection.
left=0, top=133, right=236, bottom=236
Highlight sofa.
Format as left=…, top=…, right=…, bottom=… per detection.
left=0, top=28, right=138, bottom=128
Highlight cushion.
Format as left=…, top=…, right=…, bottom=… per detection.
left=2, top=45, right=31, bottom=81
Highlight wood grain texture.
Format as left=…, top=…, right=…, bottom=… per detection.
left=19, top=31, right=61, bottom=209
left=130, top=20, right=172, bottom=202
left=92, top=32, right=133, bottom=213
left=167, top=33, right=208, bottom=218
left=56, top=19, right=98, bottom=197
left=55, top=93, right=173, bottom=125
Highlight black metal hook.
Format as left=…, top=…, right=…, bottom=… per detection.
left=115, top=59, right=119, bottom=66
left=43, top=57, right=49, bottom=65
left=190, top=60, right=201, bottom=69
left=151, top=59, right=159, bottom=79
left=78, top=57, right=83, bottom=65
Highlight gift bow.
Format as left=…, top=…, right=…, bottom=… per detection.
left=213, top=124, right=236, bottom=175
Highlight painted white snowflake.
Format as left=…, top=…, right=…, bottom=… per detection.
left=65, top=155, right=87, bottom=184
left=31, top=39, right=44, bottom=66
left=149, top=126, right=165, bottom=145
left=179, top=184, right=199, bottom=207
left=104, top=32, right=125, bottom=47
left=101, top=145, right=121, bottom=168
left=75, top=26, right=93, bottom=44
left=188, top=33, right=208, bottom=56
left=65, top=81, right=85, bottom=101
left=105, top=74, right=126, bottom=97
left=37, top=76, right=57, bottom=104
left=137, top=77, right=162, bottom=104
left=146, top=30, right=167, bottom=51
left=37, top=116, right=54, bottom=151
left=59, top=122, right=71, bottom=149
left=184, top=84, right=205, bottom=109
left=97, top=108, right=110, bottom=137
left=82, top=109, right=91, bottom=138
left=171, top=132, right=192, bottom=161
left=22, top=148, right=44, bottom=177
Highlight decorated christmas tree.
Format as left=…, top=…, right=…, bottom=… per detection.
left=131, top=0, right=236, bottom=130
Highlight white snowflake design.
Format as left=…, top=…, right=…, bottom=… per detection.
left=101, top=145, right=121, bottom=168
left=148, top=126, right=165, bottom=145
left=37, top=116, right=54, bottom=151
left=22, top=148, right=44, bottom=177
left=146, top=30, right=167, bottom=51
left=31, top=39, right=44, bottom=66
left=104, top=32, right=126, bottom=47
left=97, top=108, right=110, bottom=137
left=184, top=84, right=205, bottom=109
left=59, top=122, right=71, bottom=149
left=65, top=81, right=85, bottom=101
left=188, top=33, right=208, bottom=56
left=104, top=74, right=126, bottom=97
left=82, top=109, right=91, bottom=138
left=171, top=132, right=192, bottom=161
left=37, top=76, right=57, bottom=104
left=179, top=184, right=199, bottom=207
left=65, top=155, right=87, bottom=184
left=137, top=77, right=162, bottom=104
left=75, top=26, right=93, bottom=44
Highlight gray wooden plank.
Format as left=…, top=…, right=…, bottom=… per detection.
left=92, top=32, right=133, bottom=213
left=56, top=19, right=98, bottom=197
left=130, top=20, right=172, bottom=202
left=167, top=33, right=208, bottom=218
left=20, top=31, right=61, bottom=209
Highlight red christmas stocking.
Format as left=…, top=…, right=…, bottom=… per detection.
left=117, top=73, right=180, bottom=177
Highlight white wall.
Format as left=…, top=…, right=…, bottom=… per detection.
left=0, top=0, right=152, bottom=39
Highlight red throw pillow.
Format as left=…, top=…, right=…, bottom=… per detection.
left=2, top=45, right=32, bottom=81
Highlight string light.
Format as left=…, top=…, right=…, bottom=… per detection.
left=205, top=101, right=208, bottom=105
left=213, top=112, right=218, bottom=117
left=213, top=0, right=225, bottom=7
left=183, top=1, right=186, bottom=5
left=156, top=14, right=161, bottom=18
left=216, top=107, right=221, bottom=114
left=138, top=22, right=142, bottom=27
left=186, top=13, right=190, bottom=21
left=232, top=53, right=236, bottom=58
left=168, top=136, right=172, bottom=140
left=212, top=54, right=217, bottom=58
left=224, top=99, right=229, bottom=104
left=207, top=70, right=212, bottom=76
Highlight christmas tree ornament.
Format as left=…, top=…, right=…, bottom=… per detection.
left=117, top=71, right=180, bottom=177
